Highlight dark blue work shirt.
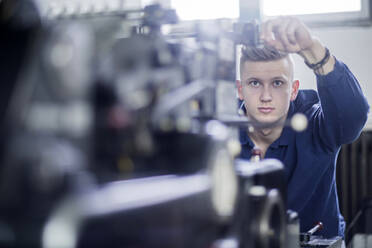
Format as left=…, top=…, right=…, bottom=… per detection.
left=239, top=59, right=369, bottom=238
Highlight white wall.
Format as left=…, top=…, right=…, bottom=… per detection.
left=292, top=25, right=372, bottom=129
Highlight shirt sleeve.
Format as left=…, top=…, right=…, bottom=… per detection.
left=314, top=58, right=369, bottom=152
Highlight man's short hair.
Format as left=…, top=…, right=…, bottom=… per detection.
left=240, top=45, right=288, bottom=62
left=239, top=45, right=292, bottom=78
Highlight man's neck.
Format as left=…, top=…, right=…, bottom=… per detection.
left=248, top=125, right=284, bottom=158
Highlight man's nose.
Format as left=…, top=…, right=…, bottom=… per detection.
left=260, top=86, right=272, bottom=102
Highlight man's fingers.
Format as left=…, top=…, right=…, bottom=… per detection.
left=285, top=18, right=298, bottom=45
left=261, top=20, right=275, bottom=43
left=274, top=18, right=294, bottom=51
left=263, top=17, right=295, bottom=52
left=261, top=19, right=283, bottom=50
left=260, top=17, right=307, bottom=53
left=282, top=18, right=302, bottom=52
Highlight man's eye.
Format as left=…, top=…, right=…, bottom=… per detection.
left=273, top=80, right=283, bottom=87
left=248, top=81, right=260, bottom=87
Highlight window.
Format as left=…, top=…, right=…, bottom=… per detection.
left=263, top=0, right=371, bottom=26
left=170, top=0, right=239, bottom=21
left=264, top=0, right=361, bottom=16
left=171, top=0, right=370, bottom=26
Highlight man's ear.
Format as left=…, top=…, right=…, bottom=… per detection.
left=236, top=80, right=244, bottom=100
left=290, top=79, right=300, bottom=101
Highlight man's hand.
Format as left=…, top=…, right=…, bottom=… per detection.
left=260, top=16, right=335, bottom=75
left=260, top=16, right=314, bottom=53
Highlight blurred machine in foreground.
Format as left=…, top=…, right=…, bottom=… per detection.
left=0, top=0, right=344, bottom=247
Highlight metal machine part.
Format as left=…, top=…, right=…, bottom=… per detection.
left=300, top=236, right=343, bottom=248
left=300, top=223, right=342, bottom=248
left=302, top=222, right=324, bottom=242
left=249, top=187, right=287, bottom=248
left=41, top=130, right=238, bottom=248
left=43, top=174, right=215, bottom=248
left=235, top=159, right=288, bottom=248
left=235, top=158, right=287, bottom=204
left=287, top=210, right=301, bottom=248
left=234, top=20, right=263, bottom=48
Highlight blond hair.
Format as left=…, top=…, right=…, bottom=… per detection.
left=239, top=45, right=293, bottom=79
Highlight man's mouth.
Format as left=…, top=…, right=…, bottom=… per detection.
left=258, top=107, right=274, bottom=114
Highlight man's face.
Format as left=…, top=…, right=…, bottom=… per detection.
left=237, top=57, right=299, bottom=126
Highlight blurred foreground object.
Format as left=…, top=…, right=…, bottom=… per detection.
left=0, top=1, right=340, bottom=248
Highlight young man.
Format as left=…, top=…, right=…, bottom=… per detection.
left=236, top=16, right=369, bottom=238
